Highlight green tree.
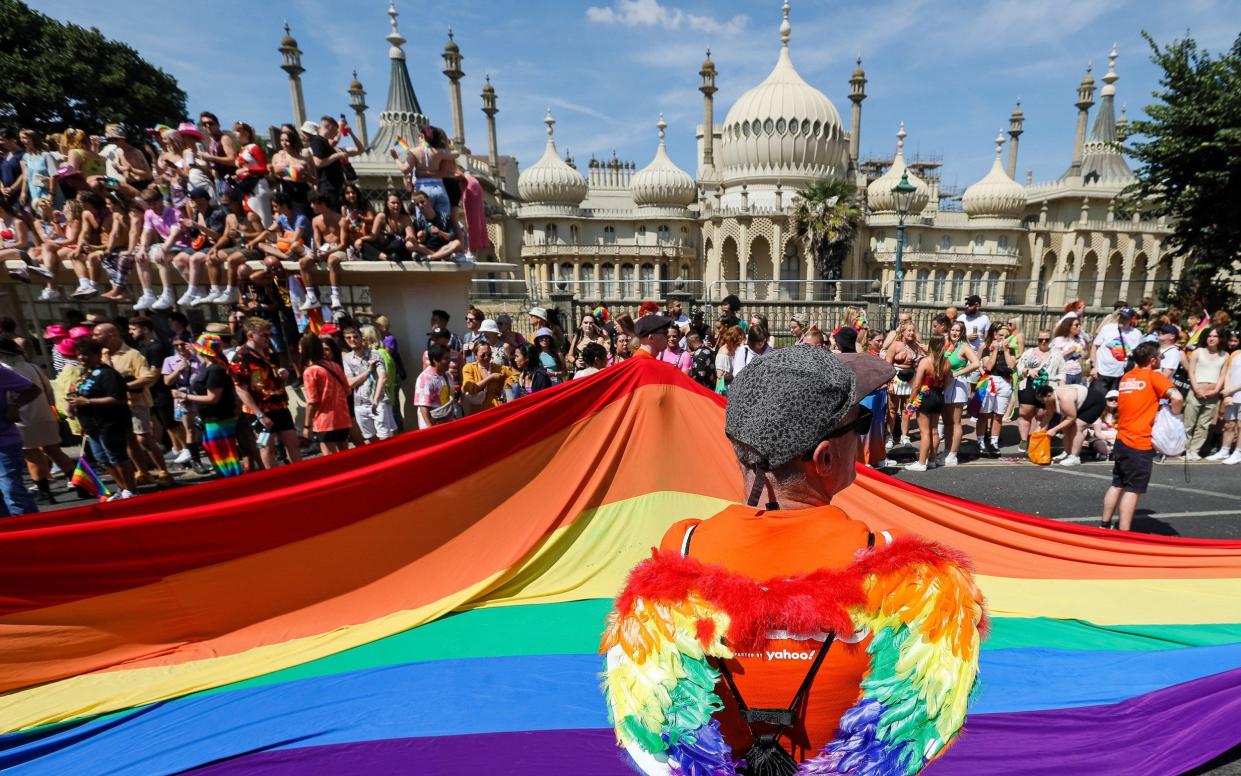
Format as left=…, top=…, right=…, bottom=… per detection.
left=0, top=0, right=186, bottom=136
left=1119, top=32, right=1241, bottom=313
left=790, top=178, right=861, bottom=285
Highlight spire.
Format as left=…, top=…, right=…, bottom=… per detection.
left=544, top=108, right=556, bottom=145
left=1007, top=97, right=1024, bottom=179
left=780, top=1, right=791, bottom=47
left=848, top=53, right=867, bottom=165
left=386, top=0, right=406, bottom=59
left=896, top=121, right=907, bottom=155
left=993, top=130, right=1005, bottom=160
left=657, top=113, right=667, bottom=145
left=1081, top=45, right=1131, bottom=183
left=1065, top=61, right=1097, bottom=179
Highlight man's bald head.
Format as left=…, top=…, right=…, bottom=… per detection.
left=92, top=323, right=122, bottom=350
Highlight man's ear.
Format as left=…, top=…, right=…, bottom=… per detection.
left=810, top=439, right=834, bottom=476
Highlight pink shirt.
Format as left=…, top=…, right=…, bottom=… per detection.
left=302, top=362, right=351, bottom=432
left=657, top=346, right=692, bottom=372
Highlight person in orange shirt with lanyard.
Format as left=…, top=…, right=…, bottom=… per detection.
left=601, top=347, right=986, bottom=774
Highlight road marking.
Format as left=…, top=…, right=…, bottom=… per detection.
left=1059, top=510, right=1241, bottom=523
left=1040, top=466, right=1241, bottom=502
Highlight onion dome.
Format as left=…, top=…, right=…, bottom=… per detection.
left=349, top=69, right=364, bottom=92
left=867, top=123, right=930, bottom=214
left=517, top=110, right=587, bottom=206
left=280, top=22, right=298, bottom=48
left=443, top=27, right=459, bottom=54
left=963, top=132, right=1026, bottom=219
left=718, top=1, right=849, bottom=182
left=630, top=115, right=696, bottom=208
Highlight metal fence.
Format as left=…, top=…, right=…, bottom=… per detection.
left=534, top=278, right=707, bottom=301
left=707, top=279, right=881, bottom=303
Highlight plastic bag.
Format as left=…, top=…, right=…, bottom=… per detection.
left=1152, top=403, right=1187, bottom=457
left=1027, top=431, right=1051, bottom=465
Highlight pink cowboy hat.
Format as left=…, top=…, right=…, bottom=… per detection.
left=177, top=121, right=205, bottom=141
left=43, top=324, right=68, bottom=340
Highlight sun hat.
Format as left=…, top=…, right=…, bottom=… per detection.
left=55, top=338, right=79, bottom=358
left=68, top=326, right=93, bottom=339
left=479, top=319, right=501, bottom=335
left=725, top=347, right=894, bottom=470
left=193, top=333, right=223, bottom=360
left=300, top=120, right=320, bottom=136
left=528, top=307, right=548, bottom=322
left=534, top=327, right=554, bottom=340
left=176, top=121, right=205, bottom=141
left=43, top=324, right=68, bottom=340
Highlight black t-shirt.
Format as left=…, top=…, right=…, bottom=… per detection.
left=75, top=365, right=131, bottom=435
left=190, top=362, right=237, bottom=421
left=138, top=337, right=173, bottom=401
left=307, top=135, right=344, bottom=192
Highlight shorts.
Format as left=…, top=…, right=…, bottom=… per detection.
left=1017, top=385, right=1039, bottom=407
left=87, top=425, right=130, bottom=467
left=1225, top=402, right=1240, bottom=422
left=1111, top=438, right=1154, bottom=494
left=153, top=393, right=176, bottom=430
left=980, top=379, right=1012, bottom=415
left=317, top=428, right=350, bottom=443
left=356, top=402, right=396, bottom=440
left=889, top=377, right=912, bottom=397
left=130, top=404, right=154, bottom=435
left=945, top=378, right=971, bottom=405
left=261, top=407, right=296, bottom=434
left=1077, top=386, right=1107, bottom=425
left=1093, top=374, right=1121, bottom=393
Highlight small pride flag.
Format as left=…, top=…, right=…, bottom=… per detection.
left=392, top=136, right=412, bottom=155
left=1186, top=316, right=1210, bottom=348
left=70, top=457, right=110, bottom=501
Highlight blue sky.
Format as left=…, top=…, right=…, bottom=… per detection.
left=32, top=0, right=1241, bottom=190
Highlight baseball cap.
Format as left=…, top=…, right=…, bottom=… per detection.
left=479, top=319, right=500, bottom=335
left=635, top=315, right=672, bottom=338
left=1105, top=389, right=1120, bottom=400
left=1158, top=324, right=1179, bottom=336
left=1118, top=307, right=1137, bottom=319
left=189, top=187, right=211, bottom=200
left=429, top=326, right=452, bottom=341
left=725, top=347, right=895, bottom=470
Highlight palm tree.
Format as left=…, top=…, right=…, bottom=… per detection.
left=790, top=178, right=861, bottom=284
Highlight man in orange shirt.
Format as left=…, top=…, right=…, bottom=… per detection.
left=1104, top=341, right=1183, bottom=531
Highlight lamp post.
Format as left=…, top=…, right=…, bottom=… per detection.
left=890, top=170, right=917, bottom=325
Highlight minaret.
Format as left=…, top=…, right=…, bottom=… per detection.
left=278, top=23, right=307, bottom=128
left=363, top=0, right=428, bottom=161
left=348, top=71, right=370, bottom=148
left=1006, top=98, right=1024, bottom=179
left=1116, top=104, right=1129, bottom=141
left=848, top=55, right=867, bottom=166
left=1069, top=62, right=1095, bottom=176
left=481, top=74, right=499, bottom=174
left=442, top=28, right=467, bottom=152
left=698, top=49, right=717, bottom=173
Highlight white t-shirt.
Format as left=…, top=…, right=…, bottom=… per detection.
left=962, top=313, right=991, bottom=351
left=1092, top=323, right=1143, bottom=377
left=573, top=366, right=600, bottom=380
left=1158, top=345, right=1181, bottom=375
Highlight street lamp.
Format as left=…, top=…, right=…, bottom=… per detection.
left=890, top=170, right=918, bottom=324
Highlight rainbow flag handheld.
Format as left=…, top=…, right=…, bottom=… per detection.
left=0, top=360, right=1239, bottom=774
left=68, top=457, right=109, bottom=501
left=392, top=135, right=413, bottom=155
left=1186, top=315, right=1210, bottom=349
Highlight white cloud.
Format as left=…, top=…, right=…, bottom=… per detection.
left=586, top=0, right=747, bottom=35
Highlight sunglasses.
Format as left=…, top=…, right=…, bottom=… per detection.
left=1038, top=338, right=1051, bottom=342
left=823, top=406, right=874, bottom=440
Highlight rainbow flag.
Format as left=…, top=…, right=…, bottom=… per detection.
left=68, top=457, right=109, bottom=501
left=0, top=360, right=1239, bottom=773
left=1186, top=315, right=1210, bottom=348
left=392, top=135, right=412, bottom=155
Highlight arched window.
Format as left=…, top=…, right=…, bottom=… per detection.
left=933, top=270, right=947, bottom=301
left=972, top=234, right=984, bottom=253
left=637, top=225, right=647, bottom=245
left=986, top=271, right=1000, bottom=302
left=620, top=263, right=635, bottom=298
left=639, top=263, right=656, bottom=298
left=570, top=224, right=579, bottom=243
left=939, top=235, right=951, bottom=252
left=997, top=235, right=1009, bottom=251
left=657, top=225, right=671, bottom=243
left=950, top=271, right=964, bottom=301
left=969, top=270, right=983, bottom=296
left=603, top=225, right=616, bottom=244
left=557, top=262, right=573, bottom=291
left=915, top=269, right=930, bottom=301
left=601, top=263, right=616, bottom=297
left=547, top=224, right=559, bottom=243
left=581, top=263, right=596, bottom=298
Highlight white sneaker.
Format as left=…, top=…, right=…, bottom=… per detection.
left=1206, top=448, right=1233, bottom=461
left=1060, top=455, right=1082, bottom=467
left=37, top=287, right=62, bottom=301
left=944, top=452, right=959, bottom=466
left=152, top=291, right=175, bottom=310
left=905, top=461, right=928, bottom=472
left=177, top=288, right=202, bottom=306
left=216, top=286, right=239, bottom=305
left=329, top=295, right=344, bottom=311
left=300, top=295, right=320, bottom=312
left=1224, top=451, right=1241, bottom=465
left=873, top=458, right=899, bottom=468
left=1185, top=452, right=1203, bottom=461
left=27, top=263, right=53, bottom=279
left=173, top=448, right=193, bottom=465
left=133, top=291, right=157, bottom=310
left=1053, top=451, right=1068, bottom=462
left=885, top=437, right=894, bottom=450
left=900, top=435, right=911, bottom=446
left=192, top=289, right=219, bottom=306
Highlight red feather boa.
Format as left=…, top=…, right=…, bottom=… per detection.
left=613, top=536, right=981, bottom=652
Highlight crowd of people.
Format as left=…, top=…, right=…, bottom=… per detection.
left=0, top=116, right=486, bottom=310
left=0, top=288, right=1234, bottom=525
